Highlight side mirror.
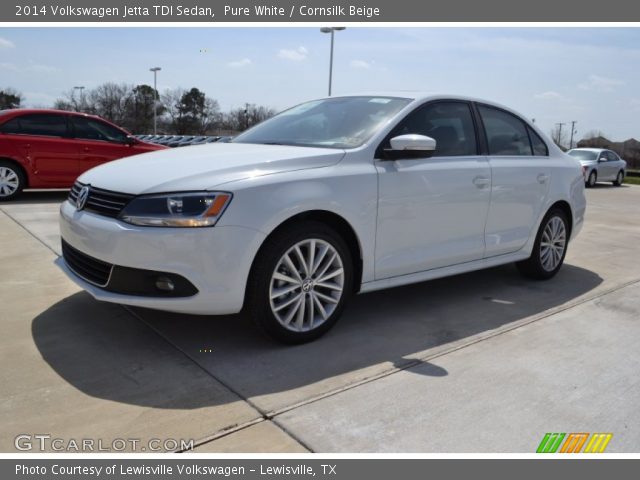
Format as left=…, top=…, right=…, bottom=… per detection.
left=384, top=134, right=436, bottom=160
left=124, top=136, right=136, bottom=146
left=598, top=156, right=606, bottom=162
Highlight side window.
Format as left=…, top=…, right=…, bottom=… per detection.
left=388, top=101, right=477, bottom=157
left=478, top=105, right=533, bottom=156
left=8, top=114, right=68, bottom=137
left=71, top=117, right=128, bottom=143
left=0, top=117, right=22, bottom=134
left=527, top=126, right=548, bottom=156
left=606, top=151, right=618, bottom=162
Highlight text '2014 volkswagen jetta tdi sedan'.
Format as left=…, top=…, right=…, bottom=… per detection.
left=57, top=94, right=586, bottom=343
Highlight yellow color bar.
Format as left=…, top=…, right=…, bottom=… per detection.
left=584, top=433, right=613, bottom=453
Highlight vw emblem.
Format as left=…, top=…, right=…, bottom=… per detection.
left=76, top=186, right=90, bottom=211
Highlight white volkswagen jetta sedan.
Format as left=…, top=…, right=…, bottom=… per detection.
left=58, top=94, right=586, bottom=343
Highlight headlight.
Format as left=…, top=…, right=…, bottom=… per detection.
left=119, top=192, right=232, bottom=227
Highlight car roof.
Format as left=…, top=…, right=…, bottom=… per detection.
left=324, top=91, right=511, bottom=106
left=316, top=92, right=535, bottom=122
left=0, top=108, right=105, bottom=121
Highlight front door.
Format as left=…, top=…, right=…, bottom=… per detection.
left=375, top=101, right=491, bottom=279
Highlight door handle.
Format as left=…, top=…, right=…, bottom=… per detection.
left=83, top=147, right=90, bottom=152
left=537, top=173, right=549, bottom=184
left=472, top=176, right=490, bottom=188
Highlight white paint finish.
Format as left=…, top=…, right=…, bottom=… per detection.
left=77, top=142, right=345, bottom=194
left=59, top=200, right=266, bottom=314
left=375, top=155, right=491, bottom=277
left=57, top=94, right=585, bottom=315
left=483, top=156, right=552, bottom=256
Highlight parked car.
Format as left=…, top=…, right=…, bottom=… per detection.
left=0, top=109, right=166, bottom=200
left=567, top=148, right=627, bottom=187
left=57, top=94, right=586, bottom=343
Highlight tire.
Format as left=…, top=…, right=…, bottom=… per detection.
left=0, top=161, right=25, bottom=201
left=613, top=170, right=624, bottom=186
left=246, top=221, right=353, bottom=344
left=516, top=208, right=569, bottom=280
left=585, top=170, right=597, bottom=188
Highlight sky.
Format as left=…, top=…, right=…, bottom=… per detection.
left=0, top=27, right=639, bottom=140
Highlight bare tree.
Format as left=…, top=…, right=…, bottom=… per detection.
left=54, top=88, right=83, bottom=112
left=221, top=104, right=276, bottom=132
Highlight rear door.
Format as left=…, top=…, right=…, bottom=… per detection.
left=478, top=104, right=553, bottom=258
left=70, top=116, right=133, bottom=173
left=4, top=113, right=78, bottom=186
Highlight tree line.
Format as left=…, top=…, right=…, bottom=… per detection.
left=0, top=84, right=276, bottom=135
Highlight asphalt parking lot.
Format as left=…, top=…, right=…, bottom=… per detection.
left=1, top=185, right=639, bottom=453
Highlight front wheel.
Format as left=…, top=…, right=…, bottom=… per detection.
left=517, top=208, right=569, bottom=280
left=613, top=170, right=624, bottom=186
left=0, top=161, right=25, bottom=201
left=585, top=170, right=597, bottom=188
left=246, top=221, right=353, bottom=344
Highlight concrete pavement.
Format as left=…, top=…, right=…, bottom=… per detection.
left=1, top=185, right=639, bottom=452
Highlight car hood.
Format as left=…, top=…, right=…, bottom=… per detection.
left=78, top=143, right=345, bottom=194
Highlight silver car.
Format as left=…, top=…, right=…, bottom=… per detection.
left=567, top=148, right=627, bottom=187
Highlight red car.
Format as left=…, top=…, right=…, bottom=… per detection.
left=0, top=109, right=166, bottom=200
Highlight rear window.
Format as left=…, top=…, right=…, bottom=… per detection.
left=478, top=105, right=533, bottom=156
left=0, top=114, right=68, bottom=137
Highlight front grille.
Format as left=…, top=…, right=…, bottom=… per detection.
left=61, top=239, right=113, bottom=287
left=68, top=182, right=135, bottom=218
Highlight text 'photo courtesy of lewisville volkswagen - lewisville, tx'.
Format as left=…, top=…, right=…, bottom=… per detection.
left=1, top=0, right=640, bottom=476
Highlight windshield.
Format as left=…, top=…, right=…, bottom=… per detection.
left=568, top=150, right=598, bottom=160
left=233, top=96, right=412, bottom=149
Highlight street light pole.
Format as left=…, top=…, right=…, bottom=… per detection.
left=149, top=67, right=161, bottom=135
left=73, top=86, right=85, bottom=112
left=320, top=27, right=345, bottom=96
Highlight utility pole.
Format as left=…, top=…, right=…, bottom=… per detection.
left=556, top=122, right=566, bottom=148
left=569, top=120, right=577, bottom=149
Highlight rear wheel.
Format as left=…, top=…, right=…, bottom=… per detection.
left=517, top=208, right=569, bottom=280
left=0, top=161, right=25, bottom=201
left=613, top=170, right=624, bottom=186
left=586, top=170, right=597, bottom=188
left=246, top=221, right=353, bottom=344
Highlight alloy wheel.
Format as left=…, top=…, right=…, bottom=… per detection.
left=0, top=167, right=19, bottom=197
left=540, top=216, right=566, bottom=272
left=269, top=238, right=345, bottom=332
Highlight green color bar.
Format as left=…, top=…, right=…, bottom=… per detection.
left=536, top=433, right=566, bottom=453
left=536, top=433, right=552, bottom=453
left=547, top=433, right=566, bottom=453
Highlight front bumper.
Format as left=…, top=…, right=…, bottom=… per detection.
left=57, top=200, right=266, bottom=315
